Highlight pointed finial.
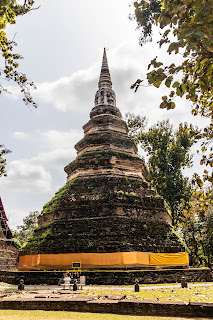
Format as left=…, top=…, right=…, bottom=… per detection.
left=98, top=48, right=112, bottom=89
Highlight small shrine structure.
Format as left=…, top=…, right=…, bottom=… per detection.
left=0, top=197, right=19, bottom=270
left=19, top=49, right=189, bottom=270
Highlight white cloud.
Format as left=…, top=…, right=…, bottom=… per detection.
left=30, top=129, right=82, bottom=170
left=33, top=149, right=75, bottom=169
left=40, top=129, right=82, bottom=150
left=35, top=71, right=97, bottom=112
left=2, top=161, right=53, bottom=193
left=1, top=128, right=82, bottom=194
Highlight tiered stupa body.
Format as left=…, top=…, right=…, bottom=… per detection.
left=19, top=50, right=188, bottom=270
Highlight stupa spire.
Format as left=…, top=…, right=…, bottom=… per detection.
left=98, top=48, right=112, bottom=89
left=93, top=48, right=117, bottom=114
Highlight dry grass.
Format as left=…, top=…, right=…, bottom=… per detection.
left=0, top=310, right=210, bottom=320
left=79, top=284, right=213, bottom=303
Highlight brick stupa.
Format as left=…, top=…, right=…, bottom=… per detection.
left=19, top=49, right=188, bottom=270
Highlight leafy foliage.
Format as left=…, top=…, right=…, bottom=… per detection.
left=126, top=114, right=196, bottom=225
left=192, top=127, right=213, bottom=190
left=0, top=144, right=11, bottom=177
left=13, top=211, right=39, bottom=247
left=126, top=112, right=148, bottom=136
left=0, top=0, right=37, bottom=106
left=181, top=190, right=213, bottom=267
left=131, top=0, right=213, bottom=115
left=131, top=0, right=213, bottom=190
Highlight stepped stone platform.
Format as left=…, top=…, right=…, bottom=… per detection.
left=1, top=268, right=212, bottom=285
left=0, top=294, right=213, bottom=318
left=20, top=176, right=184, bottom=256
left=19, top=49, right=188, bottom=270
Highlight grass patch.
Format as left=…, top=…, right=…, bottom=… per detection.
left=0, top=311, right=209, bottom=320
left=77, top=284, right=213, bottom=304
left=0, top=282, right=12, bottom=287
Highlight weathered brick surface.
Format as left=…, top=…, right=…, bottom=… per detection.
left=0, top=198, right=19, bottom=271
left=21, top=175, right=184, bottom=257
left=0, top=239, right=19, bottom=271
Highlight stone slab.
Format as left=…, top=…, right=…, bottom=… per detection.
left=107, top=295, right=126, bottom=300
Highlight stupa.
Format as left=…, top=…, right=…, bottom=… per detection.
left=19, top=49, right=188, bottom=270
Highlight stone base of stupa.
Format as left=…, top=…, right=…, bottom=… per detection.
left=1, top=267, right=212, bottom=285
left=19, top=176, right=188, bottom=270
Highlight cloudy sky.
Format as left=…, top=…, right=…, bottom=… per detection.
left=0, top=0, right=209, bottom=229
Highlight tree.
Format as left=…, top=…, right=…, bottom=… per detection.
left=0, top=0, right=37, bottom=107
left=203, top=205, right=213, bottom=266
left=130, top=0, right=213, bottom=188
left=13, top=211, right=39, bottom=247
left=181, top=189, right=213, bottom=267
left=126, top=114, right=195, bottom=225
left=181, top=214, right=202, bottom=266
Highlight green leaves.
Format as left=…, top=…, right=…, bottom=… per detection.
left=148, top=57, right=163, bottom=69
left=160, top=95, right=175, bottom=109
left=182, top=193, right=213, bottom=267
left=147, top=68, right=167, bottom=87
left=168, top=42, right=179, bottom=54
left=133, top=0, right=161, bottom=42
left=0, top=144, right=11, bottom=177
left=172, top=81, right=180, bottom=88
left=194, top=31, right=205, bottom=37
left=125, top=112, right=148, bottom=139
left=160, top=99, right=175, bottom=110
left=165, top=76, right=173, bottom=87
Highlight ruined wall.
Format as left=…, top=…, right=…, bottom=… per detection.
left=0, top=237, right=19, bottom=271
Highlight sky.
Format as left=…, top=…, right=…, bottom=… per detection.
left=0, top=0, right=209, bottom=229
